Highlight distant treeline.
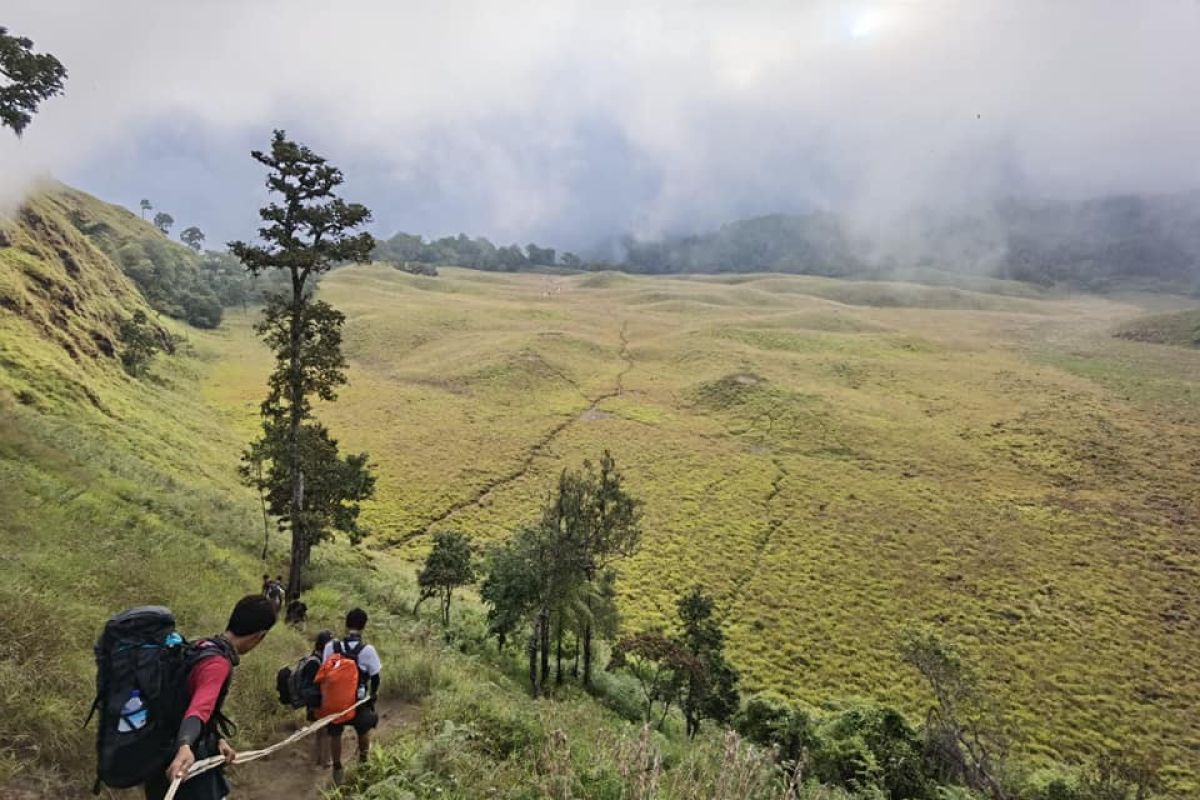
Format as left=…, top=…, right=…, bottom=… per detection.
left=377, top=192, right=1200, bottom=292
left=373, top=232, right=583, bottom=272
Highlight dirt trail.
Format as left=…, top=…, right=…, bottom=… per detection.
left=228, top=696, right=419, bottom=800
left=724, top=456, right=788, bottom=619
left=392, top=321, right=633, bottom=547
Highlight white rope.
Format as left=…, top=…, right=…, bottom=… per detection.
left=162, top=697, right=370, bottom=800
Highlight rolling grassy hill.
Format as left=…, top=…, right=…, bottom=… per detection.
left=204, top=265, right=1200, bottom=792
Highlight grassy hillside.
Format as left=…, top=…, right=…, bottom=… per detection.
left=0, top=188, right=411, bottom=794
left=204, top=265, right=1200, bottom=793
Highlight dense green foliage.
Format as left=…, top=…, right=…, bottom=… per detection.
left=374, top=230, right=571, bottom=271
left=480, top=452, right=640, bottom=696
left=0, top=25, right=66, bottom=136
left=229, top=130, right=377, bottom=599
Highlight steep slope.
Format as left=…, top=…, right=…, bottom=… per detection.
left=0, top=186, right=382, bottom=793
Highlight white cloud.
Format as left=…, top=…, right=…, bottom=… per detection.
left=2, top=0, right=1199, bottom=243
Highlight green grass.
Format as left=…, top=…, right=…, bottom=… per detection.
left=200, top=264, right=1200, bottom=795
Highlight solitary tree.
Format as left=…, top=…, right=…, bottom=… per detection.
left=180, top=225, right=205, bottom=251
left=677, top=587, right=739, bottom=738
left=153, top=211, right=174, bottom=234
left=117, top=310, right=160, bottom=376
left=0, top=27, right=66, bottom=136
left=140, top=199, right=152, bottom=220
left=415, top=531, right=476, bottom=625
left=900, top=628, right=1010, bottom=800
left=229, top=130, right=375, bottom=600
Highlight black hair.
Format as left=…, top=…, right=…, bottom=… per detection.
left=227, top=594, right=278, bottom=636
left=345, top=607, right=368, bottom=630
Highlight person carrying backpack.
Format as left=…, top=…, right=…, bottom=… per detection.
left=264, top=576, right=285, bottom=613
left=275, top=629, right=335, bottom=765
left=147, top=595, right=277, bottom=800
left=317, top=608, right=381, bottom=785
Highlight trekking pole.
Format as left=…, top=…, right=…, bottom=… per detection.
left=162, top=697, right=371, bottom=800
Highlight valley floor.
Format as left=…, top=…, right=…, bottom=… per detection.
left=199, top=266, right=1200, bottom=790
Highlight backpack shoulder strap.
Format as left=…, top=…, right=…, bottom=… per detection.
left=343, top=633, right=365, bottom=658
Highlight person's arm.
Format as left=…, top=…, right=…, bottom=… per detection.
left=363, top=645, right=382, bottom=701
left=165, top=656, right=231, bottom=779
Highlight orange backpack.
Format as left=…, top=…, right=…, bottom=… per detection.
left=314, top=652, right=358, bottom=723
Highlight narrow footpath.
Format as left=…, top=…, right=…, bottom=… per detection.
left=230, top=696, right=419, bottom=800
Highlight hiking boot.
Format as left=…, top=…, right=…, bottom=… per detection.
left=332, top=765, right=346, bottom=786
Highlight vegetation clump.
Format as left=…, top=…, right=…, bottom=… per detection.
left=116, top=309, right=161, bottom=376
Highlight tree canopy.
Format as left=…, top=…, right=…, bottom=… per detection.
left=0, top=27, right=66, bottom=136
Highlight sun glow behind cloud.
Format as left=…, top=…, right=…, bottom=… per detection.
left=849, top=8, right=888, bottom=40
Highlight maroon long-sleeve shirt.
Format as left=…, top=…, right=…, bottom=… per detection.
left=184, top=648, right=232, bottom=723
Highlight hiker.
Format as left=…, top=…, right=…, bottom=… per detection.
left=285, top=598, right=308, bottom=626
left=317, top=608, right=382, bottom=785
left=264, top=576, right=284, bottom=613
left=147, top=594, right=277, bottom=800
left=305, top=630, right=335, bottom=766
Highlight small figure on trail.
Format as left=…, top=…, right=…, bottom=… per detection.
left=150, top=594, right=277, bottom=799
left=317, top=607, right=382, bottom=786
left=285, top=598, right=308, bottom=626
left=264, top=575, right=285, bottom=612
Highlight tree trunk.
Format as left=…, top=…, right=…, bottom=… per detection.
left=556, top=625, right=564, bottom=685
left=539, top=608, right=551, bottom=689
left=583, top=619, right=593, bottom=688
left=286, top=275, right=306, bottom=601
left=443, top=590, right=452, bottom=626
left=257, top=461, right=271, bottom=560
left=528, top=618, right=541, bottom=698
left=572, top=633, right=580, bottom=679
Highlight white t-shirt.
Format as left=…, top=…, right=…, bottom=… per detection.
left=322, top=636, right=382, bottom=677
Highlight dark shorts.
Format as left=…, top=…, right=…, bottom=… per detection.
left=327, top=704, right=378, bottom=737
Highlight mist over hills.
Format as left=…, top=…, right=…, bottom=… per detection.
left=375, top=190, right=1200, bottom=293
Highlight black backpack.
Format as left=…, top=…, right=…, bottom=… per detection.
left=276, top=653, right=322, bottom=709
left=87, top=607, right=230, bottom=792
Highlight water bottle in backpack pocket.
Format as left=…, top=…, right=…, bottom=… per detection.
left=116, top=689, right=148, bottom=733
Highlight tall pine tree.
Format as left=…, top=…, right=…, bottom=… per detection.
left=230, top=130, right=376, bottom=600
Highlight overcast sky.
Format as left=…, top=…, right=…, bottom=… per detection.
left=3, top=1, right=1199, bottom=250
